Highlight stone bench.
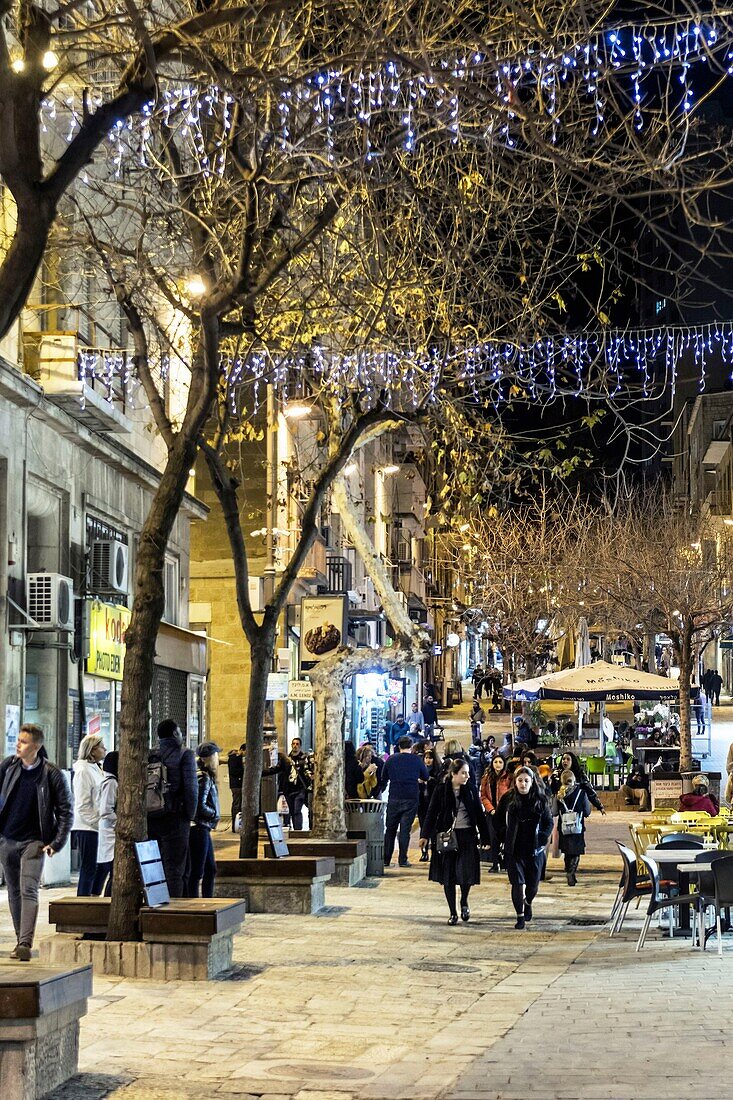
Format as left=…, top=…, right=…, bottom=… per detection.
left=215, top=857, right=335, bottom=914
left=40, top=898, right=245, bottom=980
left=0, top=964, right=92, bottom=1099
left=266, top=838, right=368, bottom=886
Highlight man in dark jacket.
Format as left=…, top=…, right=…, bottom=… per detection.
left=422, top=695, right=440, bottom=742
left=264, top=737, right=313, bottom=830
left=0, top=723, right=72, bottom=959
left=382, top=736, right=429, bottom=867
left=148, top=719, right=197, bottom=897
left=227, top=743, right=246, bottom=832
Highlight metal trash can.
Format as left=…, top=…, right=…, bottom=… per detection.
left=346, top=799, right=385, bottom=876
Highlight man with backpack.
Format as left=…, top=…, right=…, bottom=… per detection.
left=147, top=719, right=197, bottom=896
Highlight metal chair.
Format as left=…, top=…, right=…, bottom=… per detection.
left=657, top=833, right=704, bottom=848
left=635, top=854, right=699, bottom=951
left=694, top=853, right=733, bottom=956
left=610, top=842, right=652, bottom=936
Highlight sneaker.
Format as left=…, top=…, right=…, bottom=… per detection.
left=524, top=903, right=533, bottom=922
left=16, top=945, right=31, bottom=961
left=514, top=916, right=526, bottom=930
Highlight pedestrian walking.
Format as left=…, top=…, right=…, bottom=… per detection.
left=470, top=699, right=486, bottom=745
left=552, top=769, right=591, bottom=886
left=408, top=702, right=425, bottom=736
left=472, top=665, right=485, bottom=698
left=709, top=669, right=723, bottom=706
left=422, top=694, right=440, bottom=742
left=419, top=759, right=490, bottom=924
left=382, top=736, right=429, bottom=867
left=550, top=752, right=606, bottom=816
left=227, top=743, right=246, bottom=832
left=498, top=766, right=553, bottom=929
left=96, top=751, right=118, bottom=896
left=0, top=723, right=72, bottom=959
left=72, top=733, right=107, bottom=896
left=147, top=719, right=197, bottom=897
left=480, top=755, right=512, bottom=872
left=188, top=742, right=221, bottom=898
left=417, top=745, right=442, bottom=861
left=344, top=740, right=365, bottom=800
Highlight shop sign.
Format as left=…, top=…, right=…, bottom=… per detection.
left=433, top=644, right=442, bottom=656
left=651, top=778, right=683, bottom=799
left=88, top=601, right=130, bottom=681
left=288, top=679, right=314, bottom=701
left=266, top=672, right=290, bottom=700
left=299, top=595, right=347, bottom=671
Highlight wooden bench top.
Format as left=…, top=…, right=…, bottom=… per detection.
left=0, top=964, right=92, bottom=1018
left=267, top=839, right=367, bottom=859
left=217, top=856, right=335, bottom=879
left=49, top=897, right=246, bottom=937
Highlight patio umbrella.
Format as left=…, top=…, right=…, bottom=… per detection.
left=503, top=660, right=680, bottom=702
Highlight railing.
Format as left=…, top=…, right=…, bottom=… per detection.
left=78, top=347, right=130, bottom=415
left=326, top=554, right=353, bottom=592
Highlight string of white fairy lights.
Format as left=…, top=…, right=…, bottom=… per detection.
left=77, top=321, right=733, bottom=412
left=42, top=14, right=733, bottom=177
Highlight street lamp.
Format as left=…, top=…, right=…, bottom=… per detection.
left=380, top=464, right=400, bottom=475
left=283, top=402, right=312, bottom=419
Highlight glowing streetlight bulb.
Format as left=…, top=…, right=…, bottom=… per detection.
left=185, top=275, right=207, bottom=297
left=11, top=58, right=25, bottom=73
left=380, top=464, right=400, bottom=475
left=42, top=50, right=58, bottom=71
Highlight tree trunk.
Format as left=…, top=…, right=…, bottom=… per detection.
left=107, top=435, right=197, bottom=941
left=678, top=632, right=693, bottom=774
left=310, top=675, right=347, bottom=840
left=239, top=642, right=274, bottom=857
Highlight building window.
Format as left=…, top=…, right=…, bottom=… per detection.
left=713, top=419, right=728, bottom=442
left=163, top=555, right=180, bottom=625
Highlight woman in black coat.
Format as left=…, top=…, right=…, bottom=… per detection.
left=498, top=766, right=553, bottom=930
left=419, top=758, right=490, bottom=925
left=344, top=741, right=364, bottom=800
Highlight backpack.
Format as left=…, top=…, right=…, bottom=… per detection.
left=559, top=793, right=584, bottom=835
left=146, top=752, right=173, bottom=816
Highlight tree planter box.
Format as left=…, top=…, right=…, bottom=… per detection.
left=39, top=898, right=245, bottom=980
left=215, top=857, right=335, bottom=914
left=266, top=839, right=368, bottom=886
left=0, top=963, right=92, bottom=1099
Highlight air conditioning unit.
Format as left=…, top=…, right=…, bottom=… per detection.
left=26, top=573, right=75, bottom=630
left=90, top=539, right=129, bottom=594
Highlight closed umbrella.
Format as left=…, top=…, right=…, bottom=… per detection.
left=575, top=617, right=591, bottom=748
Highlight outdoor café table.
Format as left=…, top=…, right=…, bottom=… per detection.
left=644, top=847, right=715, bottom=934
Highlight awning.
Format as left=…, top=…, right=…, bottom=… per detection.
left=155, top=622, right=207, bottom=676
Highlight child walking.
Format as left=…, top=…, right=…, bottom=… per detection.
left=552, top=769, right=591, bottom=886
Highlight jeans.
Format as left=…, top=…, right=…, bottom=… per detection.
left=285, top=791, right=307, bottom=831
left=188, top=825, right=216, bottom=897
left=0, top=837, right=45, bottom=947
left=384, top=798, right=418, bottom=865
left=74, top=830, right=107, bottom=896
left=148, top=818, right=191, bottom=897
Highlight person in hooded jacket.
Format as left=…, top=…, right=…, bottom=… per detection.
left=96, top=751, right=118, bottom=896
left=72, top=733, right=107, bottom=896
left=147, top=720, right=197, bottom=897
left=188, top=742, right=221, bottom=897
left=419, top=758, right=490, bottom=924
left=498, top=766, right=553, bottom=929
left=480, top=755, right=512, bottom=872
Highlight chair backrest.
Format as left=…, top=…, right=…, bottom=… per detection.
left=658, top=833, right=703, bottom=848
left=671, top=811, right=711, bottom=824
left=134, top=839, right=170, bottom=908
left=712, top=855, right=733, bottom=907
left=586, top=756, right=607, bottom=775
left=637, top=854, right=662, bottom=901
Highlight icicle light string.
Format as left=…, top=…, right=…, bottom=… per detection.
left=39, top=14, right=733, bottom=170
left=77, top=321, right=733, bottom=412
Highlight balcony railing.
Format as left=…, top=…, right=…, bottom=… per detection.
left=326, top=554, right=353, bottom=593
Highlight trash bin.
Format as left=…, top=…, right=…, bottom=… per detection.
left=346, top=799, right=385, bottom=876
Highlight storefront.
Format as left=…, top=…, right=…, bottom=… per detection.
left=69, top=602, right=207, bottom=750
left=347, top=671, right=405, bottom=751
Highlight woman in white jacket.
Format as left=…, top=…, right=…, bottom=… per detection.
left=96, top=751, right=118, bottom=896
left=72, top=733, right=106, bottom=895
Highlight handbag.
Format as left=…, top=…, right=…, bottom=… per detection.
left=436, top=814, right=458, bottom=854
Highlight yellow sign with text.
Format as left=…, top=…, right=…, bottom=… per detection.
left=88, top=601, right=130, bottom=681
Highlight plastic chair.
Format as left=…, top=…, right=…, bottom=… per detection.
left=657, top=833, right=704, bottom=848
left=585, top=756, right=608, bottom=789
left=696, top=855, right=733, bottom=956
left=610, top=842, right=653, bottom=936
left=635, top=854, right=699, bottom=951
left=670, top=811, right=712, bottom=825
left=630, top=823, right=661, bottom=860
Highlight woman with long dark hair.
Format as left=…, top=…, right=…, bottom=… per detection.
left=550, top=751, right=606, bottom=815
left=419, top=759, right=490, bottom=924
left=500, top=766, right=553, bottom=929
left=480, top=755, right=512, bottom=872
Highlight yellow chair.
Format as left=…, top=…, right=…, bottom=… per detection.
left=670, top=811, right=712, bottom=826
